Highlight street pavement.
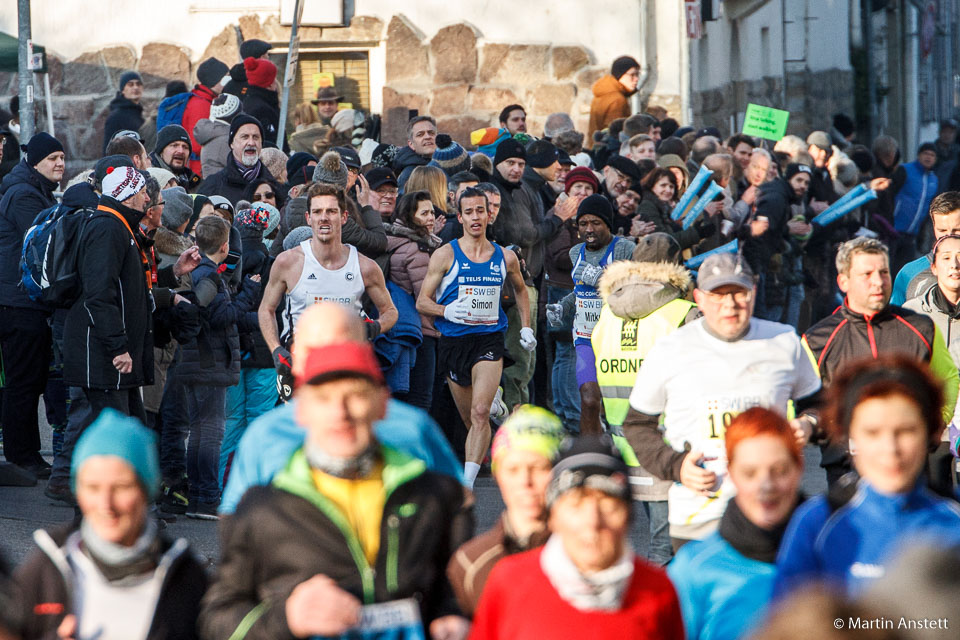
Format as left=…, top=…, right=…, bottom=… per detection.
left=0, top=408, right=828, bottom=568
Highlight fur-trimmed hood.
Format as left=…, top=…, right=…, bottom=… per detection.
left=154, top=226, right=195, bottom=259
left=599, top=260, right=692, bottom=319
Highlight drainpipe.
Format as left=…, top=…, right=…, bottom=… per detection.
left=679, top=0, right=691, bottom=124
left=904, top=0, right=919, bottom=158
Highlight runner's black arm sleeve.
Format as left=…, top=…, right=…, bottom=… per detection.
left=622, top=407, right=687, bottom=482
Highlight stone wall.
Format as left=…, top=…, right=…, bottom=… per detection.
left=379, top=15, right=602, bottom=147
left=692, top=69, right=854, bottom=140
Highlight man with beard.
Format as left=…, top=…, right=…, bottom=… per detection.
left=198, top=114, right=281, bottom=206
left=392, top=115, right=437, bottom=189
left=151, top=125, right=200, bottom=191
left=499, top=104, right=527, bottom=136
left=546, top=195, right=634, bottom=434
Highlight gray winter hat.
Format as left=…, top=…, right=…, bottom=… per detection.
left=161, top=186, right=193, bottom=230
left=283, top=225, right=314, bottom=251
left=312, top=150, right=349, bottom=188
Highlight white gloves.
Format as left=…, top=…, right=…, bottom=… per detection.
left=519, top=327, right=537, bottom=352
left=443, top=296, right=472, bottom=324
left=546, top=303, right=564, bottom=328
left=572, top=262, right=604, bottom=287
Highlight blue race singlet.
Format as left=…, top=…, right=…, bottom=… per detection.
left=572, top=238, right=621, bottom=346
left=434, top=239, right=509, bottom=337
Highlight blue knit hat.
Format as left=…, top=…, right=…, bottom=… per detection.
left=71, top=409, right=160, bottom=499
left=429, top=134, right=471, bottom=176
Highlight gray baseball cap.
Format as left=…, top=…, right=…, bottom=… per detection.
left=806, top=131, right=832, bottom=151
left=696, top=253, right=755, bottom=291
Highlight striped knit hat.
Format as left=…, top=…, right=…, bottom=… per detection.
left=429, top=134, right=471, bottom=176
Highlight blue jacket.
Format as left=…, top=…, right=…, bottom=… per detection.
left=894, top=161, right=938, bottom=234
left=219, top=399, right=466, bottom=514
left=0, top=160, right=58, bottom=310
left=668, top=532, right=776, bottom=640
left=374, top=280, right=422, bottom=394
left=774, top=481, right=960, bottom=598
left=174, top=256, right=259, bottom=387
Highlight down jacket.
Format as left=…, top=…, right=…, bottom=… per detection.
left=587, top=74, right=634, bottom=147
left=384, top=221, right=441, bottom=337
left=193, top=118, right=231, bottom=179
left=63, top=196, right=154, bottom=390
left=173, top=256, right=260, bottom=387
left=14, top=522, right=207, bottom=640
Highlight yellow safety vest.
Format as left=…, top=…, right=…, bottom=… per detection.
left=592, top=298, right=695, bottom=465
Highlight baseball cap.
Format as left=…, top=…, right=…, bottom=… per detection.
left=696, top=253, right=755, bottom=291
left=364, top=167, right=399, bottom=191
left=298, top=342, right=385, bottom=387
left=334, top=145, right=362, bottom=170
left=545, top=435, right=631, bottom=507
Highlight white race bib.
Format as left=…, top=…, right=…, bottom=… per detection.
left=458, top=284, right=500, bottom=324
left=573, top=294, right=603, bottom=339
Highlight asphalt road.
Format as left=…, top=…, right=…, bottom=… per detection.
left=0, top=407, right=828, bottom=569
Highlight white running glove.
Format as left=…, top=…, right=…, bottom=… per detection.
left=519, top=327, right=537, bottom=352
left=572, top=262, right=604, bottom=287
left=443, top=295, right=472, bottom=323
left=546, top=303, right=564, bottom=328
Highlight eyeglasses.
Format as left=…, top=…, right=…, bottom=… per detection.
left=702, top=289, right=753, bottom=304
left=375, top=188, right=399, bottom=197
left=253, top=192, right=275, bottom=201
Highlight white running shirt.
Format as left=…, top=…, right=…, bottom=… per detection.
left=628, top=318, right=821, bottom=538
left=282, top=240, right=365, bottom=343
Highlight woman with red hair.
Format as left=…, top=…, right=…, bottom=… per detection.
left=668, top=407, right=804, bottom=640
left=775, top=354, right=960, bottom=599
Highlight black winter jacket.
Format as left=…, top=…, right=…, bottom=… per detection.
left=0, top=160, right=58, bottom=310
left=237, top=227, right=274, bottom=369
left=242, top=85, right=281, bottom=148
left=392, top=146, right=430, bottom=189
left=63, top=196, right=154, bottom=390
left=14, top=522, right=208, bottom=640
left=197, top=157, right=281, bottom=207
left=198, top=446, right=472, bottom=640
left=491, top=169, right=563, bottom=281
left=102, top=93, right=145, bottom=153
left=173, top=256, right=260, bottom=386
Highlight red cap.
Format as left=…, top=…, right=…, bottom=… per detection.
left=564, top=166, right=600, bottom=195
left=298, top=342, right=384, bottom=388
left=243, top=56, right=277, bottom=89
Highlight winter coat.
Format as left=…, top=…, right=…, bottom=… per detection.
left=341, top=203, right=388, bottom=258
left=148, top=152, right=201, bottom=193
left=743, top=178, right=803, bottom=304
left=182, top=84, right=217, bottom=176
left=102, top=93, right=144, bottom=153
left=903, top=282, right=960, bottom=369
left=636, top=191, right=703, bottom=251
left=153, top=226, right=194, bottom=271
left=0, top=160, right=58, bottom=310
left=470, top=547, right=684, bottom=640
left=241, top=85, right=281, bottom=148
left=237, top=225, right=275, bottom=369
left=894, top=160, right=938, bottom=235
left=197, top=156, right=281, bottom=207
left=587, top=74, right=633, bottom=147
left=491, top=169, right=563, bottom=281
left=521, top=165, right=560, bottom=215
left=544, top=217, right=579, bottom=289
left=446, top=514, right=550, bottom=617
left=198, top=445, right=472, bottom=639
left=385, top=221, right=440, bottom=337
left=193, top=118, right=230, bottom=179
left=173, top=256, right=259, bottom=387
left=63, top=196, right=155, bottom=390
left=391, top=146, right=430, bottom=189
left=14, top=522, right=208, bottom=640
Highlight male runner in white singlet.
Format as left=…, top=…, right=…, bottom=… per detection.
left=259, top=182, right=397, bottom=397
left=418, top=186, right=536, bottom=487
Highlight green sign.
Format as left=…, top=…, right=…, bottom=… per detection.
left=742, top=103, right=789, bottom=141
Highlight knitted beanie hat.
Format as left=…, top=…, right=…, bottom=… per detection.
left=243, top=56, right=277, bottom=89
left=210, top=93, right=241, bottom=123
left=312, top=150, right=349, bottom=188
left=101, top=165, right=145, bottom=202
left=429, top=134, right=471, bottom=176
left=71, top=408, right=160, bottom=499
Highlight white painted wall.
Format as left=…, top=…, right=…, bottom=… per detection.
left=0, top=0, right=645, bottom=68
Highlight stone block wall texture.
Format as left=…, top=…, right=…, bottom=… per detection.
left=692, top=69, right=854, bottom=141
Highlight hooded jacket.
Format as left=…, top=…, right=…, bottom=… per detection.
left=587, top=75, right=634, bottom=147
left=14, top=522, right=207, bottom=640
left=903, top=282, right=960, bottom=369
left=63, top=195, right=155, bottom=390
left=594, top=260, right=699, bottom=501
left=385, top=221, right=441, bottom=337
left=153, top=226, right=195, bottom=271
left=182, top=84, right=218, bottom=176
left=391, top=146, right=430, bottom=189
left=198, top=445, right=472, bottom=639
left=0, top=160, right=58, bottom=310
left=102, top=93, right=145, bottom=153
left=193, top=118, right=231, bottom=179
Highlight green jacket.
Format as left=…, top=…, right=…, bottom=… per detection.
left=199, top=444, right=473, bottom=640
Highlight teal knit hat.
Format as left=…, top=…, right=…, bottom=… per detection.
left=71, top=409, right=160, bottom=499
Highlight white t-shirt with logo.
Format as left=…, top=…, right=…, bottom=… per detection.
left=628, top=318, right=821, bottom=538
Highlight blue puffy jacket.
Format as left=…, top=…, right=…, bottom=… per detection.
left=774, top=480, right=960, bottom=598
left=894, top=161, right=938, bottom=234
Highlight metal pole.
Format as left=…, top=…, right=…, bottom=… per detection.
left=17, top=0, right=35, bottom=151
left=862, top=0, right=876, bottom=141
left=277, top=0, right=303, bottom=146
left=43, top=73, right=54, bottom=135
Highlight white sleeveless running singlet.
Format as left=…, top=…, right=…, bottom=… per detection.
left=281, top=240, right=365, bottom=343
